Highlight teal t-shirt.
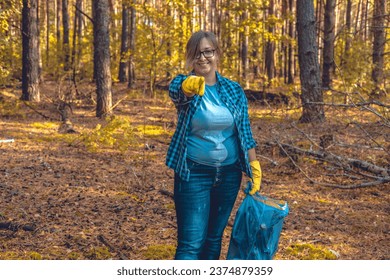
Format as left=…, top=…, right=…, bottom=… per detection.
left=187, top=84, right=239, bottom=167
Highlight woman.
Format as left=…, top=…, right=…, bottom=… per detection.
left=166, top=31, right=262, bottom=260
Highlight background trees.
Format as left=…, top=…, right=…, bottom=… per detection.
left=1, top=0, right=388, bottom=113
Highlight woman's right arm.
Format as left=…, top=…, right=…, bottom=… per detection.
left=169, top=74, right=194, bottom=108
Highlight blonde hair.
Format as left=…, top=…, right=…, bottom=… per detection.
left=185, top=31, right=221, bottom=70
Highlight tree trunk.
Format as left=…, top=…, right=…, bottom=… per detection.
left=56, top=0, right=61, bottom=75
left=75, top=0, right=83, bottom=76
left=210, top=0, right=217, bottom=35
left=37, top=0, right=42, bottom=81
left=240, top=1, right=248, bottom=82
left=71, top=0, right=82, bottom=83
left=251, top=32, right=259, bottom=79
left=108, top=0, right=118, bottom=64
left=128, top=0, right=136, bottom=88
left=21, top=0, right=40, bottom=102
left=371, top=0, right=386, bottom=93
left=315, top=0, right=324, bottom=66
left=343, top=0, right=352, bottom=64
left=166, top=4, right=172, bottom=80
left=93, top=0, right=112, bottom=118
left=287, top=0, right=294, bottom=84
left=361, top=0, right=369, bottom=41
left=322, top=0, right=336, bottom=88
left=265, top=0, right=275, bottom=82
left=296, top=0, right=325, bottom=123
left=216, top=0, right=222, bottom=42
left=46, top=0, right=50, bottom=67
left=118, top=3, right=129, bottom=82
left=62, top=0, right=70, bottom=71
left=355, top=0, right=362, bottom=35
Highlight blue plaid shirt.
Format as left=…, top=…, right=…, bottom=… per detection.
left=166, top=71, right=257, bottom=181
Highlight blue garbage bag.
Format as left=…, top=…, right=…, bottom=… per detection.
left=227, top=183, right=289, bottom=260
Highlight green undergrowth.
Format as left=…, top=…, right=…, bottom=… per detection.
left=0, top=251, right=43, bottom=260
left=80, top=116, right=171, bottom=152
left=31, top=122, right=58, bottom=129
left=0, top=248, right=116, bottom=260
left=286, top=243, right=338, bottom=260
left=85, top=246, right=112, bottom=260
left=136, top=124, right=171, bottom=138
left=6, top=115, right=170, bottom=153
left=142, top=244, right=175, bottom=260
left=80, top=116, right=139, bottom=152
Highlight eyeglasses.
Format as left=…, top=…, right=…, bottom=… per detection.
left=195, top=49, right=216, bottom=59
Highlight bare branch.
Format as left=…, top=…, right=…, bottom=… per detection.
left=73, top=4, right=94, bottom=24
left=258, top=154, right=279, bottom=166
left=22, top=101, right=57, bottom=121
left=306, top=100, right=390, bottom=108
left=97, top=234, right=127, bottom=260
left=307, top=178, right=390, bottom=189
left=349, top=122, right=390, bottom=155
left=274, top=140, right=316, bottom=183
left=271, top=140, right=389, bottom=189
left=270, top=141, right=390, bottom=177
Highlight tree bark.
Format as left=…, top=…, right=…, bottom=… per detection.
left=342, top=0, right=352, bottom=67
left=240, top=0, right=248, bottom=82
left=361, top=0, right=369, bottom=41
left=371, top=0, right=386, bottom=93
left=21, top=0, right=40, bottom=102
left=70, top=0, right=82, bottom=84
left=265, top=0, right=275, bottom=82
left=315, top=0, right=324, bottom=66
left=322, top=0, right=336, bottom=88
left=93, top=0, right=112, bottom=118
left=62, top=0, right=70, bottom=71
left=287, top=0, right=294, bottom=84
left=46, top=0, right=50, bottom=67
left=75, top=0, right=83, bottom=76
left=56, top=0, right=61, bottom=75
left=296, top=0, right=325, bottom=123
left=118, top=3, right=129, bottom=82
left=127, top=0, right=136, bottom=88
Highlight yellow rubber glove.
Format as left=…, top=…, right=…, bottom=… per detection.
left=182, top=76, right=205, bottom=97
left=249, top=160, right=262, bottom=195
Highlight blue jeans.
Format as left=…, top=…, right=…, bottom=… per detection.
left=174, top=159, right=242, bottom=260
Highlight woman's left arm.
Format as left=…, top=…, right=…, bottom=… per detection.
left=248, top=148, right=257, bottom=162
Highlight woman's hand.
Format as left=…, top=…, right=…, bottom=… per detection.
left=181, top=76, right=205, bottom=97
left=249, top=160, right=262, bottom=195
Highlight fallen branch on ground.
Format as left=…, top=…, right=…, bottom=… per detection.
left=266, top=140, right=390, bottom=189
left=22, top=101, right=56, bottom=120
left=97, top=234, right=127, bottom=260
left=273, top=141, right=389, bottom=177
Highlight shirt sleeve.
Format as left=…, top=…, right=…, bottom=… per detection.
left=240, top=88, right=257, bottom=150
left=169, top=74, right=194, bottom=109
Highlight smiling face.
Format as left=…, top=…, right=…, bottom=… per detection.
left=192, top=38, right=218, bottom=80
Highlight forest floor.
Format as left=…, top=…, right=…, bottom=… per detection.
left=0, top=81, right=389, bottom=260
